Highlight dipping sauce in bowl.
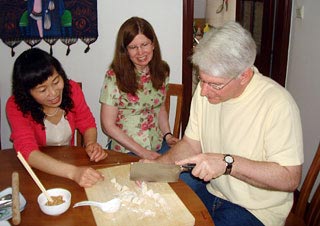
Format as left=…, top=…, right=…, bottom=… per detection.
left=37, top=188, right=71, bottom=216
left=46, top=195, right=65, bottom=206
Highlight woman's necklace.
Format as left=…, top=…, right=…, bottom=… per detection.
left=44, top=108, right=60, bottom=117
left=137, top=66, right=149, bottom=75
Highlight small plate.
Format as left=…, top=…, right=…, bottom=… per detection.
left=0, top=187, right=26, bottom=221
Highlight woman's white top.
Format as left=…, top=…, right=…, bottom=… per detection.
left=44, top=115, right=72, bottom=146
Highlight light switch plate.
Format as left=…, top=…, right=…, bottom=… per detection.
left=296, top=6, right=304, bottom=19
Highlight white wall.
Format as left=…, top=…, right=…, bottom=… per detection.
left=0, top=0, right=183, bottom=149
left=287, top=0, right=320, bottom=188
left=194, top=0, right=206, bottom=18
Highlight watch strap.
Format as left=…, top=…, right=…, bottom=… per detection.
left=224, top=164, right=232, bottom=175
left=163, top=132, right=173, bottom=141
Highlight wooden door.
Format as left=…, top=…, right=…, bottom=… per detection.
left=236, top=0, right=292, bottom=86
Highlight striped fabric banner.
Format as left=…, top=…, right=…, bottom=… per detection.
left=0, top=0, right=98, bottom=56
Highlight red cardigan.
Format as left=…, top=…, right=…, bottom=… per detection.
left=6, top=80, right=96, bottom=160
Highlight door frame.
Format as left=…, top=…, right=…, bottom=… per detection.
left=182, top=0, right=194, bottom=134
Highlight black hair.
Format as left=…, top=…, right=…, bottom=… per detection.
left=12, top=48, right=73, bottom=125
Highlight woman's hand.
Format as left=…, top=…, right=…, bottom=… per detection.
left=166, top=135, right=179, bottom=147
left=140, top=150, right=161, bottom=160
left=72, top=166, right=104, bottom=188
left=85, top=143, right=108, bottom=162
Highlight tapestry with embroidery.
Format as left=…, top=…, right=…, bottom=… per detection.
left=0, top=0, right=98, bottom=56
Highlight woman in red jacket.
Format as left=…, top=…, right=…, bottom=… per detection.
left=6, top=48, right=108, bottom=187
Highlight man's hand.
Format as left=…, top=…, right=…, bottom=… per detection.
left=176, top=153, right=225, bottom=181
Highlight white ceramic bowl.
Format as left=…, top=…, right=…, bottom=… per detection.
left=37, top=188, right=71, bottom=216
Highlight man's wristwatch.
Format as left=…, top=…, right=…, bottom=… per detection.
left=223, top=154, right=234, bottom=175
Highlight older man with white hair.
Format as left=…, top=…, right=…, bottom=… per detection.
left=146, top=21, right=304, bottom=226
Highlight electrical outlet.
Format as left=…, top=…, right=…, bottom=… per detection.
left=296, top=6, right=304, bottom=19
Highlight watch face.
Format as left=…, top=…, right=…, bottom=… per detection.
left=225, top=155, right=234, bottom=164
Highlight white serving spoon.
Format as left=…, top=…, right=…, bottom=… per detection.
left=73, top=198, right=121, bottom=213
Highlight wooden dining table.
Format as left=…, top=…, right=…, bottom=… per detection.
left=0, top=146, right=214, bottom=226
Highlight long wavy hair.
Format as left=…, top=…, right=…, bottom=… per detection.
left=12, top=48, right=73, bottom=125
left=111, top=17, right=169, bottom=95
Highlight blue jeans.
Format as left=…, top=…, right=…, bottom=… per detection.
left=179, top=171, right=208, bottom=195
left=197, top=185, right=265, bottom=226
left=157, top=139, right=170, bottom=154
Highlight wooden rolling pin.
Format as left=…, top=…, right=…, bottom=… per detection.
left=12, top=171, right=21, bottom=225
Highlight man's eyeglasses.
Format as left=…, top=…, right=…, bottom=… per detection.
left=198, top=76, right=235, bottom=90
left=127, top=42, right=152, bottom=52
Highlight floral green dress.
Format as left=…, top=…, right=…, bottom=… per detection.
left=99, top=69, right=168, bottom=153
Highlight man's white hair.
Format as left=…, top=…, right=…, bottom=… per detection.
left=192, top=21, right=257, bottom=78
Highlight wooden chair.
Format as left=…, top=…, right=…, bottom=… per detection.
left=75, top=127, right=83, bottom=147
left=75, top=82, right=84, bottom=147
left=285, top=142, right=320, bottom=226
left=165, top=83, right=184, bottom=138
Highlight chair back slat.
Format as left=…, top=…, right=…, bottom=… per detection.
left=76, top=82, right=84, bottom=147
left=294, top=142, right=320, bottom=217
left=286, top=142, right=320, bottom=226
left=165, top=83, right=183, bottom=138
left=305, top=184, right=320, bottom=226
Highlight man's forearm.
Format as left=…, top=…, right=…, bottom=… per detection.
left=232, top=155, right=302, bottom=192
left=157, top=136, right=201, bottom=164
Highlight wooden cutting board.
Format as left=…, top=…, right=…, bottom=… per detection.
left=85, top=164, right=195, bottom=226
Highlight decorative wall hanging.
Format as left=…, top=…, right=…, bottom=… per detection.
left=206, top=0, right=235, bottom=29
left=0, top=0, right=98, bottom=56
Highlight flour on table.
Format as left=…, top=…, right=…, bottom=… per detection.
left=110, top=178, right=171, bottom=219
